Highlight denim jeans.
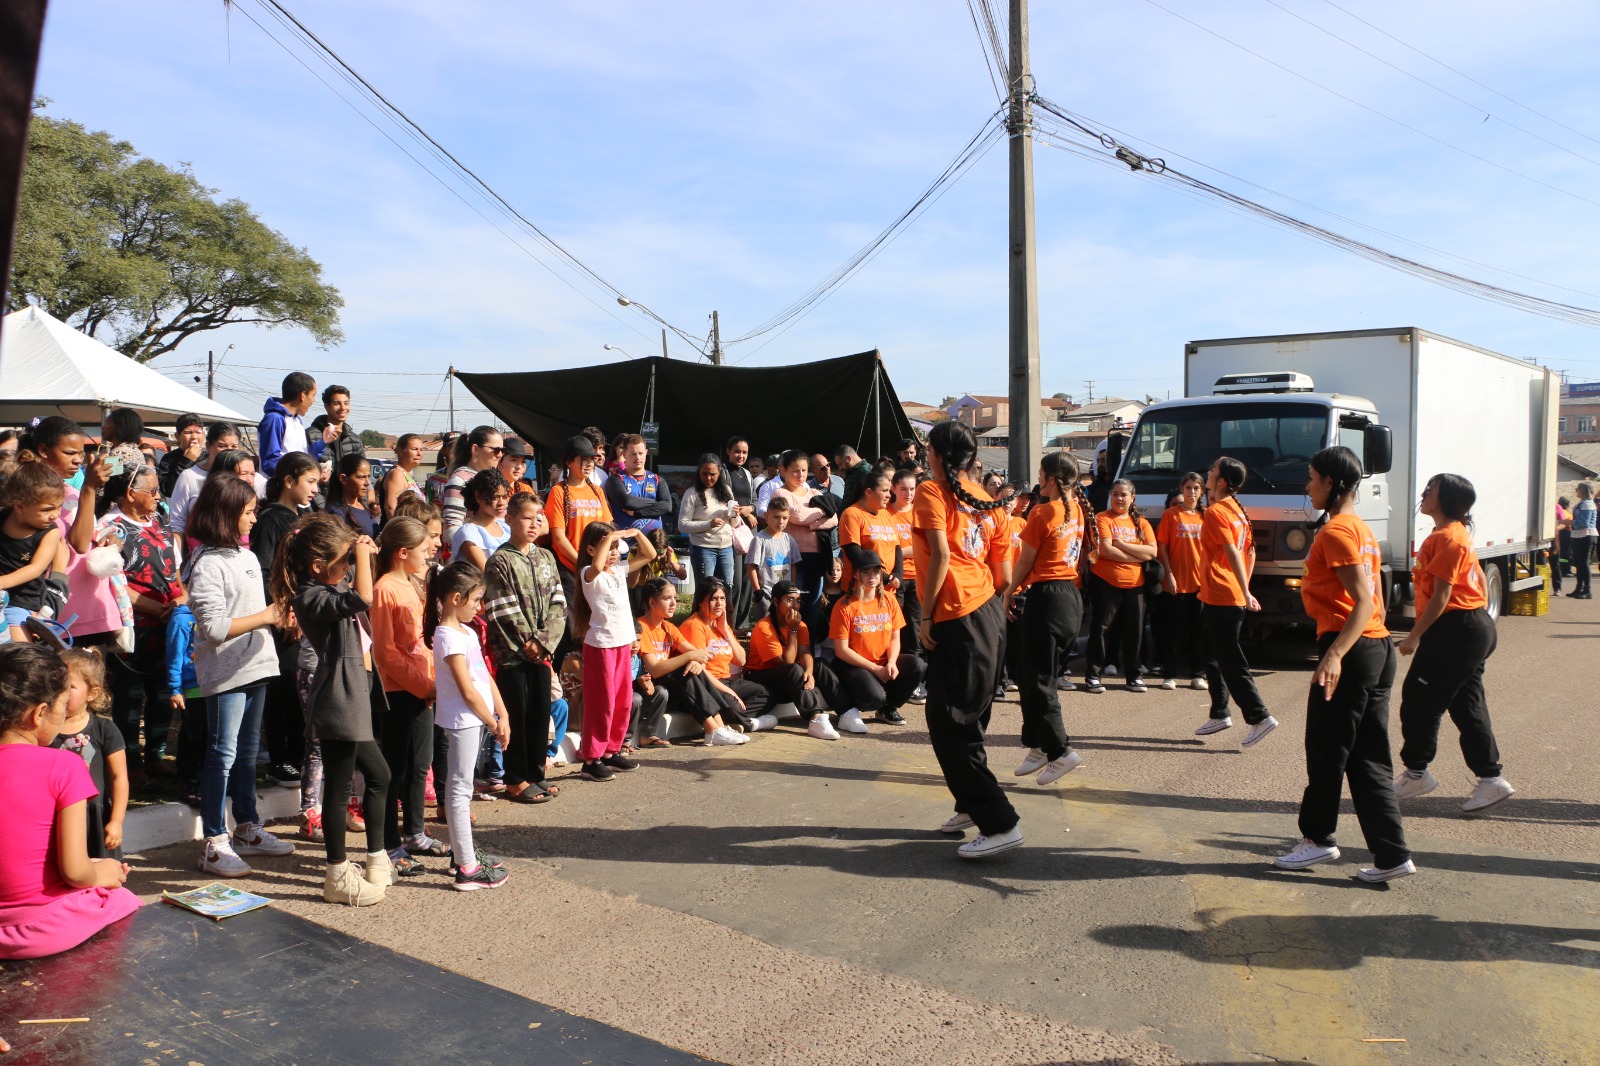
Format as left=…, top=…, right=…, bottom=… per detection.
left=201, top=683, right=267, bottom=839
left=690, top=544, right=735, bottom=589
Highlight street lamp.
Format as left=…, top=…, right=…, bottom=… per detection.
left=602, top=343, right=633, bottom=359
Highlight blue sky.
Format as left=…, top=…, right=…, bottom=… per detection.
left=30, top=0, right=1600, bottom=433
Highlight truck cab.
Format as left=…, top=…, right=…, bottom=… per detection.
left=1116, top=371, right=1393, bottom=626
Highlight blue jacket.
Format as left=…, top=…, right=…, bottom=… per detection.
left=258, top=397, right=325, bottom=476
left=165, top=604, right=201, bottom=698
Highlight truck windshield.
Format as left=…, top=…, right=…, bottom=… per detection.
left=1119, top=401, right=1329, bottom=495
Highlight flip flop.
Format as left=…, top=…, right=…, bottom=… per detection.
left=641, top=736, right=671, bottom=748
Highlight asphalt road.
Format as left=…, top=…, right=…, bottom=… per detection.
left=129, top=595, right=1599, bottom=1065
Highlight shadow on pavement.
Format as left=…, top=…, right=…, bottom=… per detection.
left=1090, top=912, right=1600, bottom=970
left=1196, top=832, right=1600, bottom=883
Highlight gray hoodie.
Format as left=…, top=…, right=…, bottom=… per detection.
left=182, top=546, right=280, bottom=695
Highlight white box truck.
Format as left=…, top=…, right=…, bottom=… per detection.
left=1114, top=327, right=1558, bottom=624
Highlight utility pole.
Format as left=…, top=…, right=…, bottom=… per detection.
left=661, top=327, right=669, bottom=360
left=447, top=365, right=456, bottom=432
left=710, top=311, right=724, bottom=366
left=1084, top=379, right=1096, bottom=404
left=207, top=350, right=215, bottom=400
left=1007, top=0, right=1042, bottom=483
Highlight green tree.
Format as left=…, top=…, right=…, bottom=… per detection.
left=9, top=104, right=343, bottom=362
left=358, top=429, right=386, bottom=449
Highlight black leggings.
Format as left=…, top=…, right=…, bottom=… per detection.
left=321, top=739, right=390, bottom=864
left=1158, top=590, right=1204, bottom=680
left=497, top=660, right=553, bottom=790
left=1201, top=603, right=1269, bottom=724
left=1299, top=634, right=1408, bottom=869
left=1087, top=574, right=1144, bottom=681
left=1019, top=580, right=1083, bottom=760
left=832, top=655, right=925, bottom=713
left=1399, top=608, right=1502, bottom=777
left=1573, top=537, right=1593, bottom=595
left=744, top=661, right=841, bottom=720
left=380, top=691, right=433, bottom=850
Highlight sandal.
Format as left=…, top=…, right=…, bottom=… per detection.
left=641, top=736, right=671, bottom=748
left=505, top=784, right=554, bottom=804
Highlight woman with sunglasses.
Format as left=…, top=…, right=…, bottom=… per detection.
left=439, top=425, right=504, bottom=546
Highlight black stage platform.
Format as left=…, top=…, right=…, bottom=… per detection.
left=0, top=903, right=715, bottom=1065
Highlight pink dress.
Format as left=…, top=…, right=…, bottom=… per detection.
left=0, top=745, right=141, bottom=960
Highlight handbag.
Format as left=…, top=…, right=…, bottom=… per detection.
left=1143, top=558, right=1165, bottom=595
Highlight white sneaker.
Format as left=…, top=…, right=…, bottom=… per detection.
left=1273, top=838, right=1340, bottom=869
left=709, top=726, right=748, bottom=746
left=808, top=715, right=840, bottom=741
left=1013, top=748, right=1048, bottom=777
left=198, top=834, right=252, bottom=878
left=1462, top=776, right=1515, bottom=813
left=1056, top=674, right=1077, bottom=692
left=1160, top=677, right=1178, bottom=691
left=1104, top=665, right=1119, bottom=677
left=957, top=825, right=1024, bottom=860
left=232, top=822, right=295, bottom=857
left=1190, top=677, right=1209, bottom=691
left=749, top=714, right=779, bottom=732
left=838, top=708, right=869, bottom=734
left=1004, top=681, right=1018, bottom=692
left=939, top=811, right=975, bottom=835
left=1195, top=716, right=1232, bottom=736
left=1242, top=716, right=1279, bottom=748
left=1392, top=768, right=1439, bottom=800
left=1036, top=750, right=1083, bottom=786
left=909, top=683, right=928, bottom=705
left=1358, top=858, right=1416, bottom=883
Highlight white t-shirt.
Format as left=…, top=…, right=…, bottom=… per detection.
left=169, top=464, right=269, bottom=534
left=433, top=624, right=494, bottom=731
left=582, top=567, right=634, bottom=649
left=449, top=520, right=509, bottom=561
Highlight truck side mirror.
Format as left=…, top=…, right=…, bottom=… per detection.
left=1364, top=424, right=1393, bottom=476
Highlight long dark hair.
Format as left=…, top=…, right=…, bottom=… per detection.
left=327, top=452, right=369, bottom=511
left=1212, top=455, right=1252, bottom=530
left=927, top=421, right=1003, bottom=513
left=103, top=407, right=144, bottom=446
left=423, top=562, right=485, bottom=648
left=450, top=425, right=499, bottom=471
left=1309, top=446, right=1362, bottom=528
left=270, top=513, right=356, bottom=616
left=1109, top=477, right=1143, bottom=524
left=1040, top=451, right=1093, bottom=559
left=0, top=643, right=68, bottom=733
left=1429, top=472, right=1476, bottom=529
left=571, top=520, right=617, bottom=639
left=692, top=575, right=729, bottom=617
left=187, top=473, right=258, bottom=550
left=17, top=415, right=84, bottom=460
left=695, top=453, right=732, bottom=505
left=268, top=451, right=320, bottom=504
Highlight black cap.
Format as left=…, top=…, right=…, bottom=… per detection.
left=564, top=434, right=597, bottom=459
left=843, top=543, right=884, bottom=572
left=502, top=437, right=532, bottom=459
left=769, top=579, right=801, bottom=601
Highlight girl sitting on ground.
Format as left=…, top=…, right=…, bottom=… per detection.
left=829, top=546, right=925, bottom=734
left=679, top=576, right=775, bottom=736
left=635, top=577, right=747, bottom=747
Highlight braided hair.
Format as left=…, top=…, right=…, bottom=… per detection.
left=1109, top=478, right=1143, bottom=524
left=1308, top=446, right=1362, bottom=528
left=1179, top=470, right=1206, bottom=514
left=1039, top=451, right=1094, bottom=565
left=927, top=422, right=1004, bottom=513
left=1212, top=455, right=1253, bottom=533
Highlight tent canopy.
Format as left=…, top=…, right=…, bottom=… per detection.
left=457, top=350, right=916, bottom=466
left=0, top=305, right=249, bottom=428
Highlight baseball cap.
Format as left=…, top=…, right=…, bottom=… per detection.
left=564, top=435, right=597, bottom=459
left=502, top=437, right=532, bottom=459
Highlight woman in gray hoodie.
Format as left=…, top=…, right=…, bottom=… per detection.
left=181, top=475, right=294, bottom=880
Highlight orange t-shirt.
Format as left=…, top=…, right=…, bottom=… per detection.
left=544, top=479, right=612, bottom=571
left=1091, top=512, right=1156, bottom=589
left=839, top=503, right=902, bottom=588
left=1413, top=522, right=1486, bottom=613
left=1157, top=507, right=1206, bottom=595
left=830, top=593, right=905, bottom=666
left=912, top=479, right=1003, bottom=623
left=745, top=617, right=811, bottom=672
left=679, top=615, right=737, bottom=679
left=1019, top=496, right=1085, bottom=584
left=1005, top=515, right=1026, bottom=564
left=639, top=617, right=686, bottom=663
left=1199, top=497, right=1254, bottom=607
left=889, top=505, right=916, bottom=580
left=1302, top=513, right=1388, bottom=638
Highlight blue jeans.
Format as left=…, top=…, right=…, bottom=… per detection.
left=690, top=545, right=735, bottom=589
left=201, top=683, right=267, bottom=839
left=550, top=697, right=570, bottom=758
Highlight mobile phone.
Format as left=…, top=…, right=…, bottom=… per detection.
left=106, top=454, right=124, bottom=476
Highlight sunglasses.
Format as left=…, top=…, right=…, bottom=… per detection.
left=485, top=446, right=505, bottom=456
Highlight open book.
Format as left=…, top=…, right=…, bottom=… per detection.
left=161, top=883, right=271, bottom=921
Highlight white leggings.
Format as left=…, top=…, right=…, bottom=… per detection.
left=443, top=723, right=483, bottom=870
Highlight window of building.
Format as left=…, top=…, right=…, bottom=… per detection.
left=1561, top=416, right=1569, bottom=432
left=1581, top=416, right=1596, bottom=433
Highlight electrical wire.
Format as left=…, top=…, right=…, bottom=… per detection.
left=1031, top=98, right=1600, bottom=328
left=964, top=0, right=1007, bottom=102
left=1138, top=0, right=1600, bottom=210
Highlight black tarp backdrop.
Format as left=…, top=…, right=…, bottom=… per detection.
left=457, top=349, right=915, bottom=467
left=0, top=1, right=50, bottom=339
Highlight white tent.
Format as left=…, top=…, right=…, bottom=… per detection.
left=0, top=305, right=249, bottom=428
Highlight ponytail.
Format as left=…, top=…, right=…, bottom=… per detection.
left=1040, top=451, right=1094, bottom=567
left=1307, top=446, right=1362, bottom=530
left=1212, top=455, right=1253, bottom=534
left=424, top=562, right=484, bottom=649
left=1110, top=478, right=1142, bottom=524
left=927, top=422, right=1003, bottom=513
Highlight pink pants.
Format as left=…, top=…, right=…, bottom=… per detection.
left=579, top=643, right=633, bottom=761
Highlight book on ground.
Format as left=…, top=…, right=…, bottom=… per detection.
left=161, top=883, right=271, bottom=920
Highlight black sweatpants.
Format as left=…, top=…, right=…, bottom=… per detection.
left=263, top=631, right=304, bottom=769
left=1019, top=580, right=1083, bottom=760
left=1399, top=608, right=1502, bottom=777
left=833, top=655, right=925, bottom=713
left=1159, top=590, right=1205, bottom=681
left=1299, top=634, right=1409, bottom=869
left=925, top=597, right=1018, bottom=836
left=1201, top=603, right=1269, bottom=724
left=1086, top=574, right=1144, bottom=682
left=661, top=669, right=766, bottom=730
left=497, top=660, right=553, bottom=790
left=107, top=651, right=172, bottom=767
left=321, top=738, right=391, bottom=864
left=1573, top=537, right=1593, bottom=595
left=380, top=690, right=433, bottom=850
left=898, top=579, right=922, bottom=658
left=628, top=683, right=670, bottom=745
left=744, top=660, right=842, bottom=720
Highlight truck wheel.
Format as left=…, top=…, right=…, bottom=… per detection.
left=1483, top=559, right=1505, bottom=622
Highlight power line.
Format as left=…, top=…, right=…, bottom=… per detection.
left=1138, top=0, right=1600, bottom=210
left=1031, top=98, right=1600, bottom=328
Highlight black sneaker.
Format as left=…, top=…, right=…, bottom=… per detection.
left=267, top=763, right=302, bottom=787
left=602, top=753, right=639, bottom=772
left=1126, top=678, right=1148, bottom=693
left=181, top=782, right=203, bottom=808
left=1084, top=677, right=1106, bottom=694
left=875, top=708, right=906, bottom=725
left=448, top=853, right=506, bottom=876
left=453, top=862, right=510, bottom=891
left=580, top=760, right=616, bottom=782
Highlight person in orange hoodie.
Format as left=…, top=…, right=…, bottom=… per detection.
left=372, top=517, right=445, bottom=873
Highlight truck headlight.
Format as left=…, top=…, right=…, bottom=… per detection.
left=1284, top=528, right=1308, bottom=553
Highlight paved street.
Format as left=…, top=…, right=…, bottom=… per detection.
left=133, top=597, right=1599, bottom=1065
